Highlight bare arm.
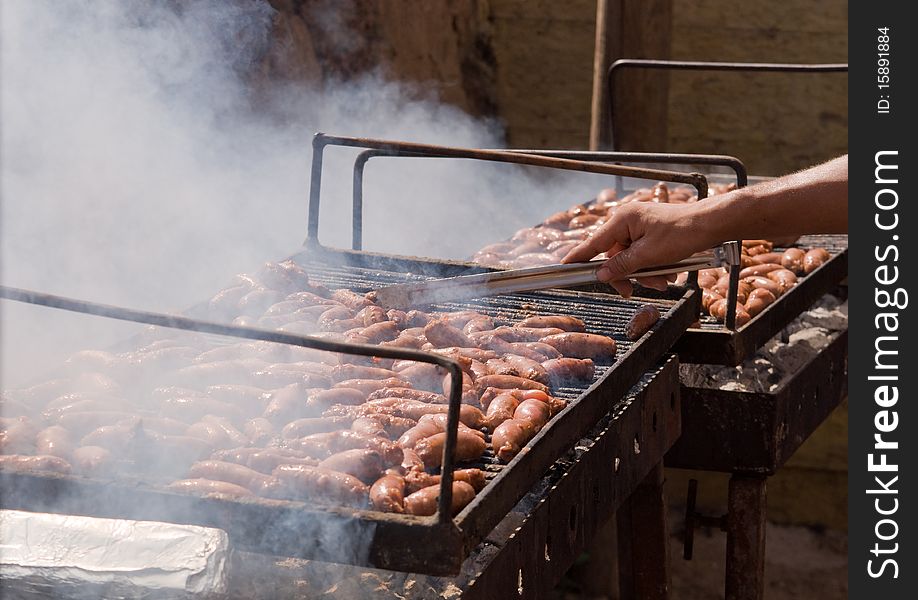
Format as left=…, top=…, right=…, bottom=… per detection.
left=562, top=155, right=848, bottom=296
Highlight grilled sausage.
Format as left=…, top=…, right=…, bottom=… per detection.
left=489, top=326, right=565, bottom=343
left=366, top=388, right=447, bottom=404
left=463, top=316, right=495, bottom=335
left=742, top=239, right=774, bottom=251
left=206, top=385, right=271, bottom=414
left=188, top=460, right=274, bottom=492
left=744, top=288, right=777, bottom=317
left=269, top=464, right=368, bottom=507
left=491, top=419, right=536, bottom=463
left=306, top=388, right=367, bottom=414
left=356, top=305, right=388, bottom=326
left=735, top=306, right=752, bottom=328
left=319, top=449, right=386, bottom=484
left=370, top=473, right=406, bottom=513
left=214, top=447, right=318, bottom=474
left=542, top=357, right=595, bottom=386
left=516, top=315, right=586, bottom=332
left=739, top=263, right=782, bottom=279
left=243, top=418, right=274, bottom=445
left=781, top=248, right=806, bottom=274
left=71, top=446, right=112, bottom=475
left=0, top=416, right=38, bottom=454
left=0, top=454, right=72, bottom=474
left=330, top=289, right=373, bottom=310
left=35, top=426, right=74, bottom=459
left=359, top=321, right=400, bottom=344
left=803, top=248, right=830, bottom=274
left=414, top=431, right=488, bottom=469
left=404, top=468, right=488, bottom=494
left=414, top=429, right=487, bottom=468
left=350, top=417, right=388, bottom=438
left=282, top=417, right=351, bottom=439
left=742, top=276, right=783, bottom=297
left=765, top=266, right=796, bottom=288
left=539, top=333, right=617, bottom=361
left=327, top=400, right=486, bottom=429
left=485, top=393, right=520, bottom=429
left=701, top=288, right=724, bottom=312
left=398, top=417, right=482, bottom=449
left=697, top=271, right=719, bottom=289
left=333, top=378, right=410, bottom=395
left=513, top=399, right=551, bottom=431
left=168, top=478, right=254, bottom=497
left=750, top=252, right=784, bottom=265
left=331, top=365, right=400, bottom=382
left=422, top=319, right=473, bottom=349
left=185, top=420, right=244, bottom=451
left=626, top=304, right=661, bottom=340
left=478, top=387, right=559, bottom=411
left=201, top=415, right=248, bottom=447
left=417, top=414, right=485, bottom=439
left=486, top=356, right=550, bottom=385
left=404, top=481, right=476, bottom=516
left=472, top=376, right=547, bottom=395
left=511, top=342, right=562, bottom=361
left=396, top=363, right=447, bottom=393
left=290, top=430, right=401, bottom=463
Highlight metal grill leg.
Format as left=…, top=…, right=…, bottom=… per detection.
left=725, top=474, right=767, bottom=600
left=618, top=462, right=670, bottom=600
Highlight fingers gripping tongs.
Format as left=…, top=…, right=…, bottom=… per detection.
left=372, top=241, right=741, bottom=308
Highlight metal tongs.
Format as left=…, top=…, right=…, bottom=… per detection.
left=373, top=241, right=740, bottom=308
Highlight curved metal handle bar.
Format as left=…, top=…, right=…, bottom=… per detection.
left=348, top=147, right=743, bottom=325
left=605, top=59, right=848, bottom=152
left=307, top=132, right=708, bottom=249
left=1, top=285, right=465, bottom=522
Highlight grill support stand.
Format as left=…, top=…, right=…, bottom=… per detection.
left=725, top=474, right=767, bottom=600
left=616, top=462, right=671, bottom=600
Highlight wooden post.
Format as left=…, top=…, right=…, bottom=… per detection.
left=589, top=0, right=674, bottom=152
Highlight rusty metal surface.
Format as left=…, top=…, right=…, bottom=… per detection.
left=725, top=474, right=768, bottom=600
left=616, top=463, right=671, bottom=600
left=667, top=329, right=847, bottom=474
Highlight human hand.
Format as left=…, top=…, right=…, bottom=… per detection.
left=561, top=201, right=715, bottom=297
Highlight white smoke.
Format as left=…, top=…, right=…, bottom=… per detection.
left=0, top=0, right=610, bottom=386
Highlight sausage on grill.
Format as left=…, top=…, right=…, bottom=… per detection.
left=369, top=473, right=406, bottom=513
left=539, top=333, right=617, bottom=361
left=491, top=419, right=536, bottom=463
left=167, top=478, right=254, bottom=497
left=404, top=481, right=476, bottom=516
left=414, top=431, right=487, bottom=468
left=625, top=304, right=661, bottom=340
left=269, top=465, right=368, bottom=507
left=516, top=315, right=586, bottom=332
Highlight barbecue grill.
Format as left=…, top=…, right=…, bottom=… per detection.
left=1, top=135, right=703, bottom=578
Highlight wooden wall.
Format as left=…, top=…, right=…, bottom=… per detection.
left=261, top=0, right=847, bottom=174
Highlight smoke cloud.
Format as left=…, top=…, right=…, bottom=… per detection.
left=0, top=0, right=609, bottom=386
